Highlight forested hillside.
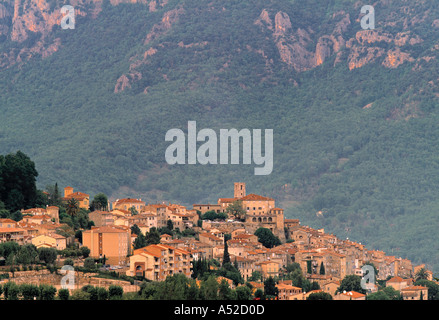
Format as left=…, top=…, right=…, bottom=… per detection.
left=0, top=0, right=439, bottom=271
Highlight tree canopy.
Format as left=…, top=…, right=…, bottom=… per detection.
left=0, top=151, right=39, bottom=212
left=254, top=227, right=281, bottom=248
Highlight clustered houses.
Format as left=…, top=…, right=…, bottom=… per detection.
left=0, top=187, right=92, bottom=251
left=0, top=207, right=67, bottom=248
left=0, top=183, right=432, bottom=300
left=123, top=183, right=430, bottom=300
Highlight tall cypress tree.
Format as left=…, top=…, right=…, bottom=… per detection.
left=319, top=262, right=325, bottom=275
left=307, top=260, right=312, bottom=274
left=223, top=237, right=230, bottom=266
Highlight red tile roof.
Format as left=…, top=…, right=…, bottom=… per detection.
left=64, top=191, right=89, bottom=200
left=341, top=291, right=366, bottom=299
left=0, top=227, right=25, bottom=233
left=401, top=286, right=428, bottom=291
left=240, top=194, right=274, bottom=201
left=0, top=219, right=17, bottom=224
left=387, top=276, right=406, bottom=283
left=84, top=226, right=129, bottom=233
left=114, top=198, right=144, bottom=204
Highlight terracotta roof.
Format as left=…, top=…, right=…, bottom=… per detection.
left=401, top=286, right=428, bottom=291
left=199, top=233, right=223, bottom=241
left=218, top=198, right=237, bottom=203
left=134, top=243, right=189, bottom=258
left=0, top=219, right=17, bottom=224
left=48, top=233, right=66, bottom=239
left=160, top=234, right=172, bottom=238
left=248, top=281, right=264, bottom=288
left=64, top=191, right=89, bottom=200
left=84, top=226, right=129, bottom=233
left=387, top=276, right=406, bottom=283
left=111, top=209, right=131, bottom=216
left=134, top=247, right=161, bottom=258
left=276, top=283, right=302, bottom=291
left=0, top=227, right=25, bottom=233
left=146, top=204, right=168, bottom=208
left=21, top=208, right=47, bottom=214
left=114, top=198, right=144, bottom=204
left=233, top=233, right=255, bottom=239
left=341, top=291, right=365, bottom=299
left=25, top=215, right=51, bottom=220
left=240, top=194, right=274, bottom=201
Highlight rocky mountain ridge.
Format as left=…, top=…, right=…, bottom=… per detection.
left=1, top=0, right=438, bottom=91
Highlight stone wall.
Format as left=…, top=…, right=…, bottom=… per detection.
left=0, top=270, right=139, bottom=293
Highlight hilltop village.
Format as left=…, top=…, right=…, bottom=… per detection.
left=0, top=182, right=434, bottom=300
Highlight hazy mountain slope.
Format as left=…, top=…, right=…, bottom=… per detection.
left=1, top=0, right=439, bottom=270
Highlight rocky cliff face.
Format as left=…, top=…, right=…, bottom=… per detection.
left=1, top=0, right=438, bottom=84
left=254, top=5, right=433, bottom=73
left=111, top=0, right=439, bottom=93
left=0, top=0, right=166, bottom=69
left=254, top=9, right=348, bottom=72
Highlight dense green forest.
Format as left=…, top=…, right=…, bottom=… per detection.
left=0, top=0, right=439, bottom=271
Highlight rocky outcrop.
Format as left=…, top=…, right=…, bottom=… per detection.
left=382, top=47, right=415, bottom=68
left=0, top=0, right=166, bottom=70
left=255, top=10, right=351, bottom=72
left=144, top=6, right=184, bottom=45
left=254, top=9, right=273, bottom=31
left=115, top=6, right=184, bottom=93
left=346, top=30, right=421, bottom=70
left=10, top=0, right=90, bottom=42
left=1, top=0, right=437, bottom=81
left=114, top=75, right=131, bottom=93
left=265, top=11, right=317, bottom=72
left=315, top=36, right=333, bottom=66
left=254, top=5, right=430, bottom=73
